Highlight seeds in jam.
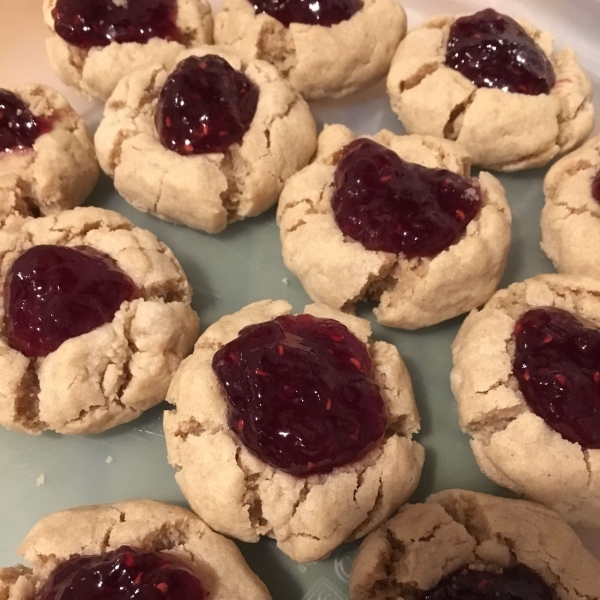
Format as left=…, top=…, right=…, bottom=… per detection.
left=5, top=245, right=138, bottom=358
left=38, top=546, right=206, bottom=600
left=513, top=306, right=600, bottom=448
left=212, top=314, right=387, bottom=477
left=51, top=0, right=181, bottom=49
left=423, top=564, right=554, bottom=600
left=155, top=55, right=259, bottom=155
left=446, top=8, right=556, bottom=95
left=252, top=0, right=363, bottom=27
left=331, top=138, right=481, bottom=258
left=0, top=89, right=52, bottom=153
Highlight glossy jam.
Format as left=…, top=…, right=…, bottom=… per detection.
left=252, top=0, right=362, bottom=27
left=592, top=170, right=600, bottom=205
left=5, top=245, right=138, bottom=358
left=0, top=89, right=52, bottom=153
left=513, top=307, right=600, bottom=448
left=51, top=0, right=180, bottom=49
left=38, top=546, right=206, bottom=600
left=212, top=314, right=387, bottom=477
left=423, top=564, right=553, bottom=600
left=155, top=55, right=259, bottom=155
left=331, top=138, right=481, bottom=258
left=446, top=8, right=556, bottom=95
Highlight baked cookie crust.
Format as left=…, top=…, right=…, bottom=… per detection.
left=349, top=489, right=600, bottom=600
left=0, top=500, right=271, bottom=600
left=0, top=85, right=98, bottom=223
left=0, top=206, right=199, bottom=435
left=164, top=299, right=424, bottom=563
left=451, top=274, right=600, bottom=527
left=214, top=0, right=406, bottom=100
left=277, top=125, right=511, bottom=330
left=43, top=0, right=214, bottom=101
left=95, top=46, right=317, bottom=234
left=386, top=14, right=594, bottom=171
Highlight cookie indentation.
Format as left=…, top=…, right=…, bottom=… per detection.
left=446, top=9, right=556, bottom=96
left=331, top=138, right=481, bottom=257
left=514, top=306, right=600, bottom=449
left=5, top=245, right=139, bottom=358
left=592, top=170, right=600, bottom=206
left=155, top=55, right=259, bottom=155
left=51, top=0, right=181, bottom=49
left=252, top=0, right=363, bottom=28
left=39, top=546, right=206, bottom=600
left=212, top=314, right=386, bottom=476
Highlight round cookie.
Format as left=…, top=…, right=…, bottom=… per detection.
left=277, top=124, right=511, bottom=330
left=451, top=274, right=600, bottom=527
left=350, top=489, right=600, bottom=600
left=0, top=206, right=199, bottom=435
left=542, top=134, right=600, bottom=278
left=0, top=499, right=271, bottom=600
left=95, top=46, right=317, bottom=234
left=0, top=85, right=99, bottom=225
left=164, top=299, right=424, bottom=562
left=43, top=0, right=214, bottom=101
left=214, top=0, right=406, bottom=100
left=386, top=10, right=594, bottom=171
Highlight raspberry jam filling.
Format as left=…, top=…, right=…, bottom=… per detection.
left=423, top=564, right=553, bottom=600
left=155, top=55, right=259, bottom=155
left=39, top=546, right=206, bottom=600
left=5, top=245, right=138, bottom=358
left=446, top=9, right=556, bottom=96
left=331, top=138, right=481, bottom=258
left=592, top=170, right=600, bottom=205
left=513, top=307, right=600, bottom=448
left=0, top=89, right=52, bottom=153
left=252, top=0, right=363, bottom=27
left=51, top=0, right=181, bottom=49
left=212, top=314, right=387, bottom=477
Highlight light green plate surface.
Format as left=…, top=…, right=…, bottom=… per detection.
left=1, top=0, right=599, bottom=598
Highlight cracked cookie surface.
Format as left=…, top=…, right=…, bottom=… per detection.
left=214, top=0, right=406, bottom=100
left=386, top=14, right=594, bottom=171
left=349, top=489, right=600, bottom=600
left=277, top=125, right=511, bottom=330
left=95, top=46, right=317, bottom=234
left=0, top=85, right=99, bottom=225
left=163, top=299, right=424, bottom=562
left=43, top=0, right=214, bottom=101
left=0, top=499, right=271, bottom=600
left=542, top=134, right=600, bottom=279
left=451, top=274, right=600, bottom=527
left=0, top=206, right=199, bottom=435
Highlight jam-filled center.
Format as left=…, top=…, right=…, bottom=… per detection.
left=513, top=306, right=600, bottom=448
left=155, top=55, right=259, bottom=155
left=252, top=0, right=363, bottom=27
left=423, top=564, right=554, bottom=600
left=212, top=314, right=387, bottom=477
left=5, top=245, right=139, bottom=358
left=51, top=0, right=181, bottom=49
left=38, top=546, right=206, bottom=600
left=331, top=138, right=481, bottom=258
left=446, top=8, right=556, bottom=95
left=591, top=170, right=600, bottom=205
left=0, top=89, right=52, bottom=153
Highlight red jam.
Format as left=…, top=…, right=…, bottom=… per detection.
left=592, top=170, right=600, bottom=205
left=252, top=0, right=363, bottom=27
left=155, top=55, right=259, bottom=155
left=38, top=546, right=206, bottom=600
left=51, top=0, right=181, bottom=49
left=331, top=138, right=481, bottom=258
left=212, top=314, right=387, bottom=477
left=446, top=9, right=556, bottom=96
left=513, top=307, right=600, bottom=448
left=5, top=245, right=138, bottom=358
left=423, top=564, right=553, bottom=600
left=0, top=89, right=52, bottom=153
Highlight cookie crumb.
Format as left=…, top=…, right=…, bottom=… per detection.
left=106, top=456, right=114, bottom=464
left=36, top=474, right=45, bottom=486
left=282, top=277, right=289, bottom=285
